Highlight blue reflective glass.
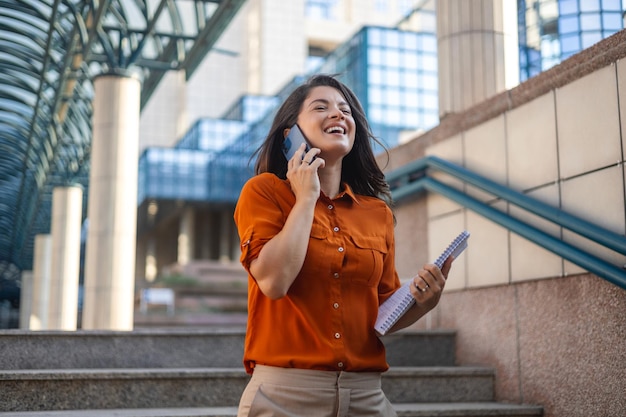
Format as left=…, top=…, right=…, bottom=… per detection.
left=559, top=0, right=579, bottom=14
left=369, top=28, right=383, bottom=46
left=581, top=31, right=602, bottom=47
left=368, top=67, right=383, bottom=85
left=559, top=16, right=580, bottom=34
left=384, top=49, right=401, bottom=67
left=385, top=31, right=400, bottom=48
left=581, top=13, right=602, bottom=30
left=404, top=53, right=419, bottom=69
left=387, top=69, right=401, bottom=87
left=423, top=55, right=437, bottom=71
left=370, top=87, right=383, bottom=105
left=560, top=34, right=581, bottom=52
left=368, top=47, right=382, bottom=65
left=601, top=0, right=622, bottom=10
left=402, top=32, right=418, bottom=50
left=602, top=12, right=623, bottom=29
left=370, top=106, right=383, bottom=122
left=404, top=72, right=419, bottom=88
left=421, top=35, right=436, bottom=52
left=580, top=0, right=601, bottom=11
left=387, top=108, right=402, bottom=125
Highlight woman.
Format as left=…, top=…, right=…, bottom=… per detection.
left=234, top=74, right=452, bottom=416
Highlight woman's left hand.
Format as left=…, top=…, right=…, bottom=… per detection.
left=409, top=256, right=453, bottom=311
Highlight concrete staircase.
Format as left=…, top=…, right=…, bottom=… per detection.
left=0, top=329, right=543, bottom=416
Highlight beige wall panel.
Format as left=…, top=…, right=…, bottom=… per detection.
left=509, top=184, right=564, bottom=282
left=429, top=212, right=468, bottom=291
left=556, top=65, right=621, bottom=179
left=426, top=133, right=464, bottom=217
left=618, top=59, right=626, bottom=161
left=464, top=115, right=507, bottom=202
left=561, top=166, right=625, bottom=234
left=560, top=166, right=626, bottom=275
left=466, top=210, right=510, bottom=287
left=393, top=197, right=429, bottom=281
left=506, top=91, right=558, bottom=191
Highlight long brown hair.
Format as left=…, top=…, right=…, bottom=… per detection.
left=253, top=74, right=392, bottom=205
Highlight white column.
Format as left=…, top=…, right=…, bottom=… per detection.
left=19, top=270, right=33, bottom=329
left=47, top=185, right=83, bottom=330
left=145, top=238, right=158, bottom=282
left=30, top=234, right=52, bottom=330
left=83, top=73, right=141, bottom=330
left=436, top=0, right=519, bottom=117
left=178, top=207, right=195, bottom=266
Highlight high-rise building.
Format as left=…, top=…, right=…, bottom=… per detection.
left=135, top=0, right=626, bottom=282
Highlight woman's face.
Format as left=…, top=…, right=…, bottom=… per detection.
left=296, top=86, right=356, bottom=161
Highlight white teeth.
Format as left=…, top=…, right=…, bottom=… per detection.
left=325, top=126, right=344, bottom=134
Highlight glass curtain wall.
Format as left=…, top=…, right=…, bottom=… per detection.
left=518, top=0, right=626, bottom=81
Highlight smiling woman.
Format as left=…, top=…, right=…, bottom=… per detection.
left=233, top=74, right=454, bottom=417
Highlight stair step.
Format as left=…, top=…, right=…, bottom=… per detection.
left=393, top=402, right=544, bottom=416
left=384, top=366, right=494, bottom=403
left=0, top=408, right=239, bottom=417
left=0, top=368, right=247, bottom=412
left=0, top=366, right=495, bottom=411
left=0, top=329, right=457, bottom=370
left=0, top=403, right=543, bottom=417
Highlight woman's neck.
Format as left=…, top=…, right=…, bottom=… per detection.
left=318, top=162, right=342, bottom=199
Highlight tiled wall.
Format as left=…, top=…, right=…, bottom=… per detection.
left=423, top=61, right=626, bottom=290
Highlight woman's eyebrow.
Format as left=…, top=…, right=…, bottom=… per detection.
left=307, top=98, right=349, bottom=107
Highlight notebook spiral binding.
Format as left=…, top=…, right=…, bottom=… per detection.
left=374, top=230, right=470, bottom=336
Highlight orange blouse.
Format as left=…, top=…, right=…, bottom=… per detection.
left=234, top=173, right=400, bottom=374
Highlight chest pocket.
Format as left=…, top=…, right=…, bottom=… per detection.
left=348, top=234, right=387, bottom=287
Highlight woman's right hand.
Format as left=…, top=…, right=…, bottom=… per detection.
left=286, top=143, right=324, bottom=203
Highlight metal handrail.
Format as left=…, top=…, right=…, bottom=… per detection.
left=387, top=156, right=626, bottom=290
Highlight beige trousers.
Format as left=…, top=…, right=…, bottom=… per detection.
left=237, top=365, right=397, bottom=417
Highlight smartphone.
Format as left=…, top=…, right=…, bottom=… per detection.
left=282, top=124, right=311, bottom=161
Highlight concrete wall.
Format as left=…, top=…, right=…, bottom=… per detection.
left=386, top=31, right=626, bottom=417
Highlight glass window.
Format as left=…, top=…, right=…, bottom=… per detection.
left=581, top=31, right=602, bottom=48
left=422, top=55, right=437, bottom=71
left=402, top=32, right=418, bottom=51
left=305, top=0, right=339, bottom=20
left=369, top=28, right=383, bottom=46
left=580, top=0, right=601, bottom=12
left=560, top=33, right=581, bottom=53
left=601, top=0, right=622, bottom=10
left=368, top=67, right=383, bottom=85
left=421, top=35, right=436, bottom=52
left=559, top=0, right=579, bottom=13
left=581, top=13, right=602, bottom=30
left=602, top=12, right=623, bottom=30
left=385, top=30, right=400, bottom=48
left=403, top=72, right=419, bottom=89
left=559, top=15, right=580, bottom=34
left=404, top=53, right=419, bottom=70
left=367, top=47, right=381, bottom=66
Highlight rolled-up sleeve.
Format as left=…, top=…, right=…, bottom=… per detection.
left=234, top=173, right=289, bottom=273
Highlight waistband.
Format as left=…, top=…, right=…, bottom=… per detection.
left=251, top=365, right=382, bottom=390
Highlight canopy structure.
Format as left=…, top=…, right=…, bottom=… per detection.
left=0, top=0, right=246, bottom=284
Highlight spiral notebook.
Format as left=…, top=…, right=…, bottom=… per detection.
left=375, top=230, right=470, bottom=336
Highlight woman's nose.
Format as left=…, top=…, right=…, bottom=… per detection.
left=329, top=108, right=345, bottom=119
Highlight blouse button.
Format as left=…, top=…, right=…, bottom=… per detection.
left=333, top=273, right=340, bottom=279
left=333, top=303, right=339, bottom=309
left=338, top=362, right=344, bottom=368
left=328, top=204, right=334, bottom=210
left=333, top=226, right=339, bottom=232
left=338, top=247, right=344, bottom=252
left=334, top=332, right=341, bottom=339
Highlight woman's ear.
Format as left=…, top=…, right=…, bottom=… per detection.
left=283, top=127, right=290, bottom=139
